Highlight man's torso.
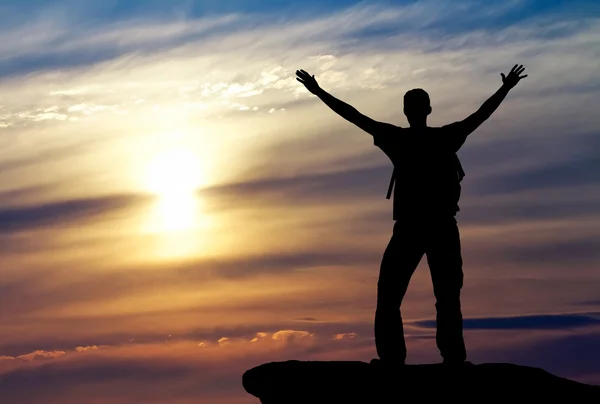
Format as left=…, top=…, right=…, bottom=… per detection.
left=374, top=125, right=467, bottom=220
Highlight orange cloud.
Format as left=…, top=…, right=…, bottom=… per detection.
left=250, top=332, right=268, bottom=343
left=271, top=330, right=315, bottom=341
left=16, top=350, right=67, bottom=362
left=333, top=332, right=357, bottom=340
left=75, top=345, right=109, bottom=352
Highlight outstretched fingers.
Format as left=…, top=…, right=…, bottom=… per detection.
left=513, top=64, right=525, bottom=75
left=296, top=69, right=311, bottom=79
left=516, top=65, right=527, bottom=79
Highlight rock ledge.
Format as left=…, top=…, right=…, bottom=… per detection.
left=243, top=360, right=600, bottom=403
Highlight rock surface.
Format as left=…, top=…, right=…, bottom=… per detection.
left=242, top=360, right=600, bottom=403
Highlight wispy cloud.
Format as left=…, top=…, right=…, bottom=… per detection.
left=0, top=193, right=151, bottom=234
left=413, top=313, right=600, bottom=330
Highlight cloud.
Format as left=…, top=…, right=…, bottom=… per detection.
left=9, top=350, right=68, bottom=362
left=333, top=332, right=357, bottom=340
left=250, top=332, right=268, bottom=343
left=577, top=300, right=600, bottom=307
left=462, top=131, right=600, bottom=197
left=201, top=163, right=391, bottom=206
left=294, top=317, right=320, bottom=322
left=1, top=345, right=111, bottom=363
left=74, top=345, right=109, bottom=353
left=271, top=330, right=315, bottom=341
left=0, top=193, right=152, bottom=234
left=413, top=313, right=600, bottom=330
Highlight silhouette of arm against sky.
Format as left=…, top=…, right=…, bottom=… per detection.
left=449, top=64, right=528, bottom=139
left=296, top=69, right=397, bottom=137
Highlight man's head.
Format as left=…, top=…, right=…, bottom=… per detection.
left=403, top=88, right=431, bottom=120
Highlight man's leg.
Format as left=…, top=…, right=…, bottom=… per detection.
left=375, top=220, right=425, bottom=364
left=425, top=216, right=467, bottom=363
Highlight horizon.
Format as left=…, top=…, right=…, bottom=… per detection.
left=1, top=0, right=600, bottom=402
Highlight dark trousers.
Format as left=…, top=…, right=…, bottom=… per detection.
left=374, top=215, right=466, bottom=363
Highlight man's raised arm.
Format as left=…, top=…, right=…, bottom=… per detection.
left=451, top=64, right=528, bottom=138
left=296, top=69, right=395, bottom=137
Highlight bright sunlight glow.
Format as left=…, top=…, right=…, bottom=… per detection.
left=146, top=148, right=203, bottom=196
left=145, top=148, right=203, bottom=233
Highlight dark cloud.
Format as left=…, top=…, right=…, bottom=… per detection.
left=0, top=246, right=378, bottom=313
left=202, top=164, right=390, bottom=206
left=209, top=249, right=379, bottom=278
left=459, top=193, right=600, bottom=225
left=498, top=237, right=600, bottom=266
left=0, top=193, right=152, bottom=234
left=577, top=300, right=600, bottom=307
left=413, top=313, right=600, bottom=330
left=459, top=231, right=600, bottom=271
left=0, top=184, right=56, bottom=206
left=469, top=152, right=600, bottom=197
left=461, top=131, right=600, bottom=197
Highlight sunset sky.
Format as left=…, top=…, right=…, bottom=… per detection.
left=1, top=0, right=600, bottom=402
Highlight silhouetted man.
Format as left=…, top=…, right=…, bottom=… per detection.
left=296, top=64, right=527, bottom=366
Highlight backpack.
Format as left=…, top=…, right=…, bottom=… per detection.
left=385, top=154, right=465, bottom=199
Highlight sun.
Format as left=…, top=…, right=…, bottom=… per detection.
left=145, top=148, right=203, bottom=232
left=146, top=148, right=203, bottom=196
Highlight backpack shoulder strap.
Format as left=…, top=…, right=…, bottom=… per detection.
left=456, top=154, right=465, bottom=182
left=386, top=169, right=395, bottom=199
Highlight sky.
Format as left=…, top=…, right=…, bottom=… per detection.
left=0, top=0, right=600, bottom=402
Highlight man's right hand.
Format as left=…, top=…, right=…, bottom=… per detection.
left=501, top=64, right=528, bottom=89
left=296, top=69, right=321, bottom=94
